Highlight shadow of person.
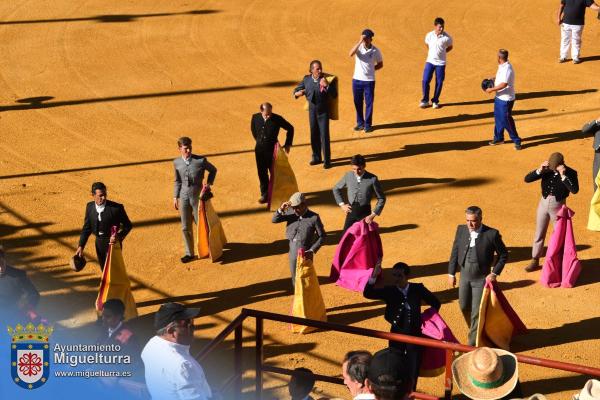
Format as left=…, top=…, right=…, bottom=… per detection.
left=14, top=96, right=54, bottom=108
left=511, top=316, right=600, bottom=352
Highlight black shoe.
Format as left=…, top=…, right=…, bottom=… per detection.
left=258, top=196, right=267, bottom=204
left=309, top=159, right=322, bottom=166
left=181, top=255, right=196, bottom=263
left=514, top=144, right=522, bottom=150
left=488, top=140, right=505, bottom=146
left=364, top=126, right=374, bottom=133
left=323, top=163, right=332, bottom=169
left=353, top=125, right=364, bottom=131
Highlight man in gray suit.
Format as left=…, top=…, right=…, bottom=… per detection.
left=448, top=206, right=508, bottom=345
left=333, top=154, right=386, bottom=232
left=272, top=192, right=326, bottom=288
left=583, top=117, right=600, bottom=190
left=173, top=136, right=217, bottom=263
left=293, top=60, right=338, bottom=169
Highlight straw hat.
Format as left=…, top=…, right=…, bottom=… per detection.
left=574, top=379, right=600, bottom=400
left=452, top=347, right=518, bottom=400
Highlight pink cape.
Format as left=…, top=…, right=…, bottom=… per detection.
left=419, top=308, right=458, bottom=377
left=330, top=220, right=383, bottom=291
left=541, top=205, right=582, bottom=288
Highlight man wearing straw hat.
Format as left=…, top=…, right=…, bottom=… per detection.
left=523, top=152, right=579, bottom=272
left=272, top=192, right=326, bottom=288
left=452, top=347, right=519, bottom=400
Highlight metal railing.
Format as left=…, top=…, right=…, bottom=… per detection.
left=196, top=308, right=600, bottom=399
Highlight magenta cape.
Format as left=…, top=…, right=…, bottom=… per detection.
left=541, top=205, right=582, bottom=288
left=330, top=220, right=383, bottom=291
left=419, top=308, right=458, bottom=377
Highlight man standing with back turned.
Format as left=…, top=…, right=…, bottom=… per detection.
left=173, top=136, right=217, bottom=263
left=448, top=206, right=508, bottom=346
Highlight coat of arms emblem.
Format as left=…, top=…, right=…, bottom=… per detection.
left=8, top=322, right=53, bottom=390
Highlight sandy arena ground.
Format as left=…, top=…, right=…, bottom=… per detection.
left=1, top=0, right=600, bottom=398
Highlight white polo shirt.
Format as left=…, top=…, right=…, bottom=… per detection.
left=494, top=61, right=515, bottom=101
left=425, top=31, right=453, bottom=66
left=142, top=336, right=212, bottom=400
left=353, top=43, right=383, bottom=81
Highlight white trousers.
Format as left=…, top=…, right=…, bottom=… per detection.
left=560, top=23, right=583, bottom=60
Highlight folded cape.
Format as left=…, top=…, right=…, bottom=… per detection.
left=303, top=74, right=339, bottom=120
left=588, top=170, right=600, bottom=231
left=476, top=280, right=527, bottom=350
left=267, top=143, right=299, bottom=211
left=541, top=205, right=581, bottom=288
left=420, top=307, right=458, bottom=377
left=96, top=226, right=138, bottom=320
left=197, top=186, right=227, bottom=262
left=292, top=249, right=327, bottom=334
left=330, top=220, right=383, bottom=291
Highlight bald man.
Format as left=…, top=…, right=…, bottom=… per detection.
left=251, top=102, right=294, bottom=204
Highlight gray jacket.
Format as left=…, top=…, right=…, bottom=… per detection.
left=173, top=155, right=217, bottom=198
left=272, top=209, right=326, bottom=254
left=332, top=171, right=386, bottom=215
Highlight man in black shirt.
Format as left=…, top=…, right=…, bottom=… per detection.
left=524, top=152, right=579, bottom=271
left=557, top=0, right=600, bottom=64
left=0, top=246, right=40, bottom=324
left=250, top=102, right=294, bottom=204
left=76, top=182, right=133, bottom=270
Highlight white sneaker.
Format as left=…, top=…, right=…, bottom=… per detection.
left=419, top=101, right=429, bottom=108
left=432, top=102, right=440, bottom=109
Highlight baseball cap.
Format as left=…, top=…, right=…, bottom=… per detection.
left=362, top=29, right=375, bottom=38
left=154, top=302, right=201, bottom=330
left=367, top=348, right=409, bottom=386
left=289, top=192, right=306, bottom=207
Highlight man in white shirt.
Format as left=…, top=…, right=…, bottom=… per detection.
left=485, top=49, right=522, bottom=150
left=420, top=17, right=453, bottom=109
left=141, top=302, right=212, bottom=400
left=349, top=29, right=383, bottom=133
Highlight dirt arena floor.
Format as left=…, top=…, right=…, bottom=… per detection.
left=1, top=0, right=600, bottom=398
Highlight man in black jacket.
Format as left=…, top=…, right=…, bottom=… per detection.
left=293, top=60, right=337, bottom=169
left=76, top=182, right=132, bottom=270
left=251, top=102, right=294, bottom=204
left=524, top=152, right=578, bottom=271
left=448, top=206, right=508, bottom=346
left=364, top=261, right=440, bottom=388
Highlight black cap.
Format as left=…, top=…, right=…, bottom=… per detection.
left=367, top=348, right=408, bottom=385
left=154, top=302, right=201, bottom=330
left=362, top=29, right=375, bottom=38
left=481, top=78, right=495, bottom=91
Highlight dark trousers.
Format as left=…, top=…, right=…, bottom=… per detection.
left=95, top=237, right=110, bottom=270
left=421, top=62, right=445, bottom=104
left=458, top=271, right=486, bottom=346
left=352, top=79, right=375, bottom=129
left=308, top=106, right=331, bottom=164
left=255, top=148, right=273, bottom=197
left=493, top=98, right=521, bottom=145
left=390, top=329, right=422, bottom=390
left=343, top=203, right=372, bottom=232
